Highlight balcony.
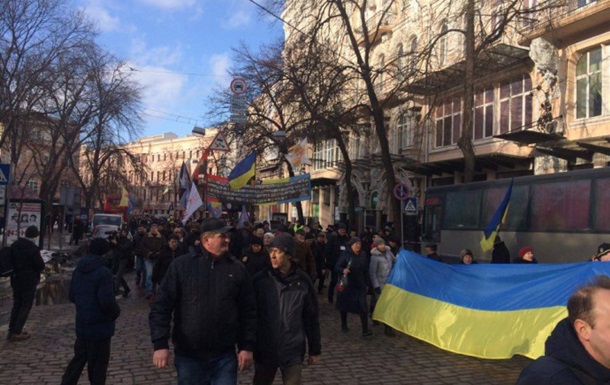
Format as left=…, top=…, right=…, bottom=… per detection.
left=356, top=11, right=395, bottom=47
left=520, top=0, right=610, bottom=46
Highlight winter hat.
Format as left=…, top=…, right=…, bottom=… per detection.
left=24, top=225, right=39, bottom=239
left=264, top=232, right=275, bottom=239
left=460, top=249, right=473, bottom=258
left=89, top=238, right=111, bottom=256
left=250, top=237, right=264, bottom=247
left=347, top=237, right=361, bottom=248
left=304, top=232, right=315, bottom=240
left=337, top=223, right=347, bottom=230
left=373, top=237, right=385, bottom=247
left=597, top=243, right=610, bottom=259
left=519, top=246, right=533, bottom=258
left=269, top=233, right=295, bottom=256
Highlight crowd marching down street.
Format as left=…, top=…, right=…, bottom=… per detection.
left=4, top=214, right=610, bottom=385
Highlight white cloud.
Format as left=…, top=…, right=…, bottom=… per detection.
left=137, top=0, right=196, bottom=10
left=209, top=54, right=231, bottom=83
left=131, top=64, right=187, bottom=114
left=224, top=9, right=251, bottom=29
left=81, top=2, right=121, bottom=32
left=130, top=39, right=183, bottom=68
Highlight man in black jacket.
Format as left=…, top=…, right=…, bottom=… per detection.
left=252, top=233, right=321, bottom=384
left=324, top=223, right=350, bottom=304
left=61, top=238, right=120, bottom=385
left=149, top=218, right=256, bottom=384
left=7, top=225, right=44, bottom=342
left=516, top=275, right=610, bottom=384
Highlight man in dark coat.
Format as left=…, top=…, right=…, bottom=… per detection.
left=7, top=225, right=44, bottom=342
left=324, top=223, right=350, bottom=303
left=516, top=275, right=610, bottom=384
left=142, top=224, right=167, bottom=299
left=491, top=235, right=511, bottom=264
left=61, top=238, right=121, bottom=385
left=149, top=218, right=256, bottom=383
left=252, top=233, right=321, bottom=384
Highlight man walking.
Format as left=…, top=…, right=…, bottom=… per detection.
left=142, top=223, right=166, bottom=299
left=252, top=233, right=321, bottom=385
left=7, top=225, right=44, bottom=342
left=149, top=218, right=256, bottom=385
left=324, top=223, right=350, bottom=303
left=61, top=238, right=121, bottom=385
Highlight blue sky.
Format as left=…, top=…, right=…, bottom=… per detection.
left=76, top=0, right=283, bottom=139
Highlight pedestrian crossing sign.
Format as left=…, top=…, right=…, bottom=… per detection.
left=0, top=164, right=9, bottom=185
left=404, top=198, right=417, bottom=216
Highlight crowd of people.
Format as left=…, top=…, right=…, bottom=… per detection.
left=7, top=215, right=610, bottom=384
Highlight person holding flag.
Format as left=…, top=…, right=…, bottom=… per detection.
left=480, top=179, right=513, bottom=253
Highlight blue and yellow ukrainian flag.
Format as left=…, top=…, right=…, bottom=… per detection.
left=373, top=250, right=610, bottom=359
left=480, top=179, right=513, bottom=253
left=228, top=151, right=256, bottom=190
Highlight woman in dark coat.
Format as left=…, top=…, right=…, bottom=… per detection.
left=335, top=237, right=372, bottom=336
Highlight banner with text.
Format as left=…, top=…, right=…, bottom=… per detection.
left=207, top=174, right=311, bottom=205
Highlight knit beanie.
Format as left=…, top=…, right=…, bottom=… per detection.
left=347, top=237, right=361, bottom=248
left=519, top=246, right=533, bottom=258
left=25, top=226, right=39, bottom=239
left=269, top=233, right=294, bottom=256
left=373, top=237, right=385, bottom=247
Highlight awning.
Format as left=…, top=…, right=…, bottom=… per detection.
left=407, top=153, right=533, bottom=176
left=494, top=130, right=564, bottom=145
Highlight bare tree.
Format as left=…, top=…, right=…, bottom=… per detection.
left=0, top=0, right=96, bottom=174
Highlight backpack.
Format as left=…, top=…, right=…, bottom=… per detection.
left=0, top=246, right=14, bottom=277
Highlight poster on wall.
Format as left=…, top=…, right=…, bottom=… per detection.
left=6, top=202, right=42, bottom=246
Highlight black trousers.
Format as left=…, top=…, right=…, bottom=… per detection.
left=327, top=270, right=338, bottom=302
left=61, top=337, right=112, bottom=385
left=9, top=276, right=38, bottom=335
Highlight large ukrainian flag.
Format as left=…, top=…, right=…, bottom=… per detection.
left=228, top=151, right=256, bottom=190
left=373, top=250, right=610, bottom=359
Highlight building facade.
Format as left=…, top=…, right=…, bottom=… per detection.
left=279, top=0, right=610, bottom=234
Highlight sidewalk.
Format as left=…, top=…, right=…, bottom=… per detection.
left=0, top=271, right=531, bottom=385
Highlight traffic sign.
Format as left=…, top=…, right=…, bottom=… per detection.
left=404, top=197, right=418, bottom=215
left=0, top=164, right=9, bottom=185
left=230, top=78, right=247, bottom=95
left=208, top=131, right=231, bottom=152
left=393, top=183, right=409, bottom=201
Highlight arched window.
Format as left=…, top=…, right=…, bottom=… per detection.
left=409, top=36, right=418, bottom=73
left=576, top=47, right=602, bottom=119
left=397, top=44, right=405, bottom=81
left=439, top=22, right=448, bottom=66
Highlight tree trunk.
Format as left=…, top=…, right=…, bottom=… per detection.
left=459, top=0, right=477, bottom=183
left=335, top=134, right=356, bottom=229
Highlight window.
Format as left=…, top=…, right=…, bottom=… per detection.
left=474, top=88, right=494, bottom=140
left=397, top=44, right=405, bottom=81
left=576, top=47, right=602, bottom=119
left=444, top=189, right=482, bottom=229
left=531, top=180, right=591, bottom=231
left=595, top=177, right=610, bottom=231
left=397, top=111, right=416, bottom=149
left=500, top=75, right=533, bottom=133
left=409, top=36, right=418, bottom=73
left=578, top=0, right=596, bottom=8
left=438, top=22, right=448, bottom=66
left=314, top=139, right=340, bottom=170
left=435, top=98, right=461, bottom=147
left=26, top=180, right=38, bottom=193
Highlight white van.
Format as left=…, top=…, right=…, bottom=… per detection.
left=90, top=213, right=124, bottom=232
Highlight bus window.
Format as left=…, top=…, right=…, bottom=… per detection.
left=483, top=184, right=529, bottom=231
left=444, top=189, right=482, bottom=229
left=424, top=203, right=442, bottom=242
left=531, top=180, right=590, bottom=231
left=594, top=177, right=610, bottom=231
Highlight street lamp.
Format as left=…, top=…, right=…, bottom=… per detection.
left=192, top=126, right=206, bottom=136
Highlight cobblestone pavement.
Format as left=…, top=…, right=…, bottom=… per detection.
left=0, top=270, right=531, bottom=385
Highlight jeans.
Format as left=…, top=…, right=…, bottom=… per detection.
left=135, top=256, right=145, bottom=284
left=114, top=259, right=130, bottom=295
left=253, top=363, right=302, bottom=385
left=61, top=337, right=111, bottom=385
left=144, top=259, right=155, bottom=295
left=174, top=351, right=237, bottom=385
